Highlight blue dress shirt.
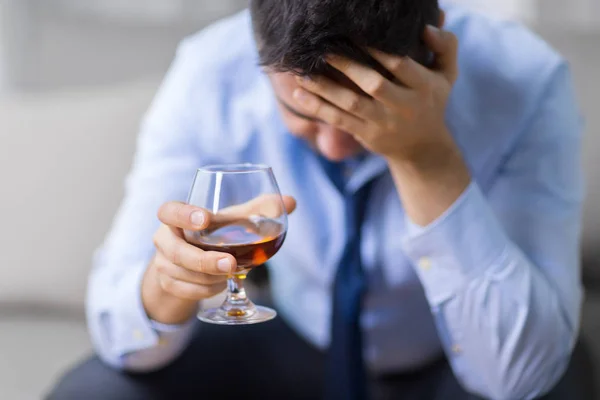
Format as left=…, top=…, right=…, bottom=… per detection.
left=86, top=5, right=584, bottom=399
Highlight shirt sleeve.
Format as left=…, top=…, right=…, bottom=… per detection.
left=86, top=37, right=210, bottom=372
left=401, top=63, right=584, bottom=400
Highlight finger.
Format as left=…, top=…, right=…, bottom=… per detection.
left=368, top=50, right=429, bottom=90
left=424, top=25, right=459, bottom=82
left=292, top=88, right=366, bottom=135
left=295, top=75, right=380, bottom=120
left=159, top=275, right=227, bottom=301
left=154, top=225, right=236, bottom=275
left=157, top=201, right=211, bottom=231
left=218, top=195, right=297, bottom=221
left=154, top=252, right=228, bottom=285
left=326, top=55, right=410, bottom=107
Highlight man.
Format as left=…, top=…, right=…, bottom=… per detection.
left=48, top=0, right=589, bottom=399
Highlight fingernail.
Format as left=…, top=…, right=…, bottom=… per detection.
left=293, top=88, right=307, bottom=102
left=190, top=211, right=205, bottom=227
left=218, top=258, right=232, bottom=273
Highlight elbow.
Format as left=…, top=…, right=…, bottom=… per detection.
left=488, top=374, right=564, bottom=400
left=89, top=333, right=184, bottom=374
left=462, top=343, right=572, bottom=400
left=86, top=311, right=126, bottom=371
left=485, top=361, right=568, bottom=400
left=88, top=339, right=127, bottom=372
left=87, top=312, right=192, bottom=374
left=86, top=313, right=175, bottom=374
left=89, top=328, right=184, bottom=374
left=120, top=345, right=189, bottom=374
left=87, top=324, right=129, bottom=372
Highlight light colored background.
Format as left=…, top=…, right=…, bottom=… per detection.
left=0, top=1, right=598, bottom=399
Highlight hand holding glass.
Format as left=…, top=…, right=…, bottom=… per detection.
left=184, top=164, right=289, bottom=325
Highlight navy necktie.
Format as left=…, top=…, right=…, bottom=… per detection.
left=319, top=157, right=377, bottom=400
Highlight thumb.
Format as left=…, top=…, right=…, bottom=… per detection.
left=424, top=25, right=459, bottom=83
left=281, top=195, right=297, bottom=215
left=216, top=194, right=297, bottom=221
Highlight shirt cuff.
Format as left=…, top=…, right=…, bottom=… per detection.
left=124, top=313, right=198, bottom=372
left=108, top=261, right=163, bottom=357
left=402, top=182, right=510, bottom=306
left=109, top=261, right=199, bottom=370
left=151, top=318, right=196, bottom=334
left=110, top=261, right=200, bottom=357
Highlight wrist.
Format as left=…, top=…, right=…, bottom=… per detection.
left=388, top=142, right=467, bottom=178
left=385, top=125, right=456, bottom=164
left=386, top=138, right=471, bottom=227
left=142, top=260, right=199, bottom=325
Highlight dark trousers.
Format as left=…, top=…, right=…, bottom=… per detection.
left=47, top=316, right=595, bottom=400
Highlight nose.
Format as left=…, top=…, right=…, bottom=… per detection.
left=319, top=124, right=360, bottom=145
left=316, top=125, right=359, bottom=161
left=318, top=124, right=346, bottom=139
left=292, top=119, right=319, bottom=138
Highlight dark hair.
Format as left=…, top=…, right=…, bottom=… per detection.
left=250, top=0, right=439, bottom=77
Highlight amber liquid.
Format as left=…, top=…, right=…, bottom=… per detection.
left=190, top=217, right=286, bottom=271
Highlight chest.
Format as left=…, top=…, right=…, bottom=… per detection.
left=264, top=144, right=419, bottom=289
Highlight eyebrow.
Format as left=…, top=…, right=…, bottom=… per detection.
left=276, top=96, right=324, bottom=123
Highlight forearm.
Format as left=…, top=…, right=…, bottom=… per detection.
left=434, top=244, right=574, bottom=399
left=399, top=183, right=581, bottom=399
left=386, top=136, right=471, bottom=227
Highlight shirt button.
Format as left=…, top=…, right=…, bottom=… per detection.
left=158, top=337, right=169, bottom=346
left=418, top=257, right=432, bottom=271
left=132, top=330, right=144, bottom=341
left=452, top=344, right=462, bottom=354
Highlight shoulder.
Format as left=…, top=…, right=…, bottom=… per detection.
left=446, top=6, right=565, bottom=92
left=445, top=7, right=569, bottom=124
left=443, top=7, right=575, bottom=184
left=168, top=10, right=269, bottom=154
left=176, top=10, right=260, bottom=87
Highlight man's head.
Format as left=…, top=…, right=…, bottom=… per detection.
left=251, top=0, right=440, bottom=161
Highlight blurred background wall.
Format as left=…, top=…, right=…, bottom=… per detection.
left=0, top=1, right=598, bottom=398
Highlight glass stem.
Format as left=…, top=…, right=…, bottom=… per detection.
left=222, top=274, right=255, bottom=317
left=227, top=275, right=250, bottom=305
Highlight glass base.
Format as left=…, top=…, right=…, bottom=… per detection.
left=198, top=305, right=277, bottom=325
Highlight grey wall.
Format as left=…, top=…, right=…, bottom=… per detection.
left=0, top=0, right=247, bottom=91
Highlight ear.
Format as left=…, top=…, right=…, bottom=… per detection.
left=438, top=9, right=446, bottom=28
